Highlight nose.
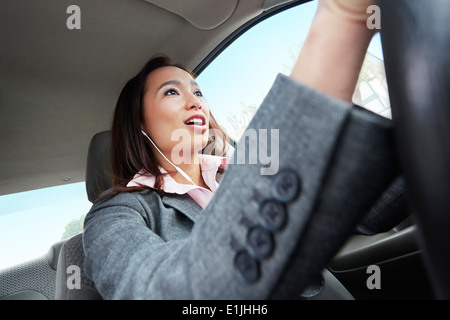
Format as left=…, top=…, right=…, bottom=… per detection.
left=186, top=94, right=202, bottom=110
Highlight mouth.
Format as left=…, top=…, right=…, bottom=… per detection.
left=184, top=114, right=207, bottom=133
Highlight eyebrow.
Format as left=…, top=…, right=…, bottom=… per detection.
left=158, top=79, right=199, bottom=91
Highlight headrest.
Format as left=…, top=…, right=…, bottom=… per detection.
left=85, top=130, right=113, bottom=202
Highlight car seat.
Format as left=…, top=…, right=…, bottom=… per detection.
left=54, top=130, right=112, bottom=300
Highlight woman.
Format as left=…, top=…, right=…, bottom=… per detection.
left=101, top=56, right=230, bottom=209
left=83, top=0, right=394, bottom=299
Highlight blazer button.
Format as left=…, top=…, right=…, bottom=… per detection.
left=260, top=200, right=287, bottom=231
left=247, top=225, right=274, bottom=259
left=271, top=169, right=301, bottom=203
left=234, top=250, right=260, bottom=283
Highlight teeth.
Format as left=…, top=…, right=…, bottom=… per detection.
left=187, top=118, right=203, bottom=125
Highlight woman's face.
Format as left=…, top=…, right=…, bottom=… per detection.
left=141, top=66, right=210, bottom=165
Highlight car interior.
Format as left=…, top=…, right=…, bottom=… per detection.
left=0, top=0, right=449, bottom=300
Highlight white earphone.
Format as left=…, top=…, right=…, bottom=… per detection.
left=141, top=130, right=197, bottom=186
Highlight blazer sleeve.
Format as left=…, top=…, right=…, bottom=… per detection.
left=83, top=73, right=399, bottom=299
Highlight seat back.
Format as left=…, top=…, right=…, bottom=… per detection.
left=55, top=233, right=102, bottom=300
left=55, top=131, right=113, bottom=299
left=0, top=240, right=64, bottom=300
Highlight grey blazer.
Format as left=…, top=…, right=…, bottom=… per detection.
left=83, top=74, right=398, bottom=299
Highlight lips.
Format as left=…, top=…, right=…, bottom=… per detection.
left=184, top=114, right=207, bottom=133
left=184, top=114, right=206, bottom=126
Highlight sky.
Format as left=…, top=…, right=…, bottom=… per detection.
left=0, top=0, right=385, bottom=270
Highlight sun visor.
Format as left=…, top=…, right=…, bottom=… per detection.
left=144, top=0, right=239, bottom=30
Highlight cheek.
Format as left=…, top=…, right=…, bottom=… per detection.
left=147, top=122, right=181, bottom=152
left=143, top=112, right=177, bottom=152
left=203, top=102, right=211, bottom=116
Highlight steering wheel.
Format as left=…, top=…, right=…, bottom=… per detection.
left=378, top=0, right=450, bottom=299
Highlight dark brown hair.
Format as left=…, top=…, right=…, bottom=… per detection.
left=96, top=55, right=228, bottom=201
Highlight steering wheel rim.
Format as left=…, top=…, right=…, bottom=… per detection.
left=378, top=0, right=450, bottom=299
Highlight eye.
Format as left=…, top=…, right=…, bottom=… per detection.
left=164, top=88, right=178, bottom=96
left=194, top=90, right=203, bottom=97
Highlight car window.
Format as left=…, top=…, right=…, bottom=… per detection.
left=197, top=0, right=389, bottom=141
left=0, top=182, right=91, bottom=270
